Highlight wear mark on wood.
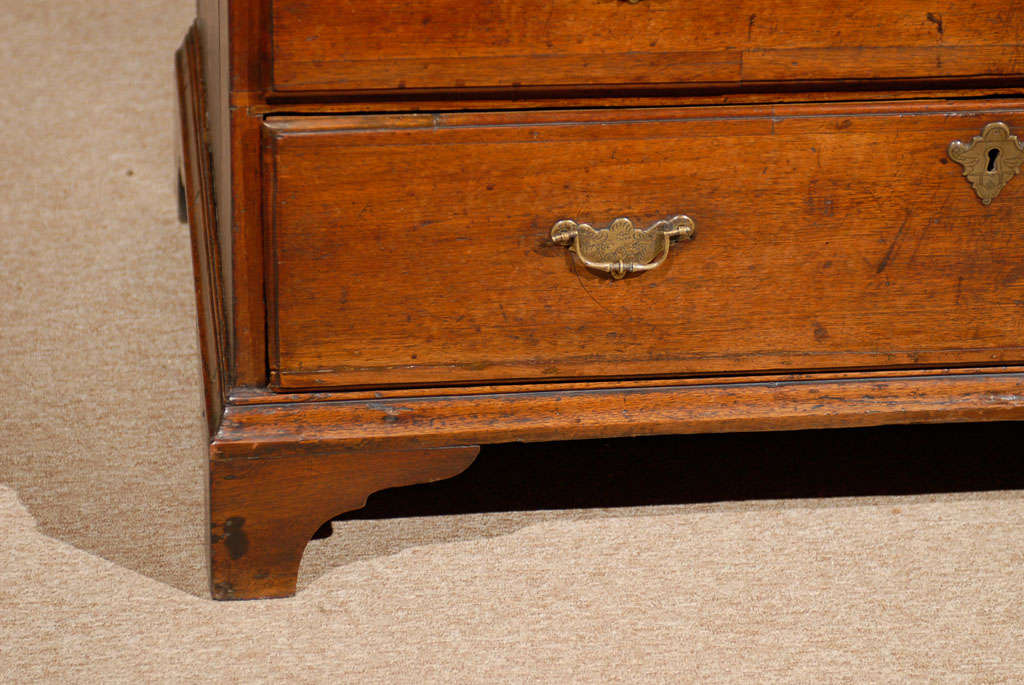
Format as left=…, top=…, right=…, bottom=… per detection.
left=876, top=210, right=913, bottom=274
left=222, top=517, right=249, bottom=559
left=212, top=582, right=235, bottom=600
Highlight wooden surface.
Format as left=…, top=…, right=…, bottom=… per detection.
left=215, top=370, right=1024, bottom=455
left=245, top=81, right=1024, bottom=114
left=227, top=107, right=267, bottom=386
left=270, top=0, right=1024, bottom=92
left=209, top=445, right=480, bottom=599
left=265, top=99, right=1024, bottom=390
left=179, top=3, right=1024, bottom=600
left=176, top=24, right=227, bottom=434
left=196, top=0, right=268, bottom=387
left=227, top=365, right=1024, bottom=404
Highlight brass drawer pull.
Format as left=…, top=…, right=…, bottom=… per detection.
left=550, top=214, right=695, bottom=279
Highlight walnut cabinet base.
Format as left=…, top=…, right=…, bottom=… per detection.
left=206, top=371, right=1024, bottom=600
left=176, top=5, right=1024, bottom=600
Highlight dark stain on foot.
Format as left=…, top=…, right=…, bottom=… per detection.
left=212, top=582, right=235, bottom=600
left=223, top=517, right=249, bottom=559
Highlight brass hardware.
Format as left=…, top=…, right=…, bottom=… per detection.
left=551, top=214, right=695, bottom=279
left=948, top=122, right=1024, bottom=205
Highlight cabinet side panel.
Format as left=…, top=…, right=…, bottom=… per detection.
left=197, top=0, right=269, bottom=388
left=228, top=0, right=268, bottom=93
left=177, top=24, right=228, bottom=435
left=196, top=0, right=236, bottom=385
left=228, top=0, right=270, bottom=386
left=229, top=108, right=267, bottom=387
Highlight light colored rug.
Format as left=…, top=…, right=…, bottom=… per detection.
left=1, top=0, right=1023, bottom=681
left=3, top=482, right=1024, bottom=681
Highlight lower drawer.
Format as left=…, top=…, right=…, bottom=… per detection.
left=264, top=100, right=1024, bottom=390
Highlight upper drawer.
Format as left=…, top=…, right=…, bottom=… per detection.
left=270, top=0, right=1024, bottom=93
left=264, top=100, right=1024, bottom=390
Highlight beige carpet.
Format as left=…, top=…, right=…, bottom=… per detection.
left=2, top=0, right=1023, bottom=681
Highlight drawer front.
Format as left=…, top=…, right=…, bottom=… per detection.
left=271, top=0, right=1024, bottom=93
left=265, top=101, right=1024, bottom=390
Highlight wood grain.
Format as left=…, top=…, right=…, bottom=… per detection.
left=265, top=100, right=1024, bottom=390
left=178, top=2, right=1024, bottom=601
left=176, top=23, right=227, bottom=434
left=209, top=444, right=480, bottom=599
left=270, top=0, right=1024, bottom=92
left=227, top=365, right=1024, bottom=405
left=196, top=0, right=268, bottom=387
left=247, top=81, right=1024, bottom=114
left=215, top=371, right=1024, bottom=455
left=228, top=108, right=267, bottom=386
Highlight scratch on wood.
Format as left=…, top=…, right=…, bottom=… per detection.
left=572, top=260, right=615, bottom=316
left=876, top=209, right=912, bottom=274
left=365, top=401, right=413, bottom=423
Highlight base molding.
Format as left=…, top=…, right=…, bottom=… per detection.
left=215, top=370, right=1024, bottom=455
left=206, top=369, right=1024, bottom=599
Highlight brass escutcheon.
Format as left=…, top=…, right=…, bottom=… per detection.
left=948, top=122, right=1024, bottom=205
left=551, top=214, right=695, bottom=279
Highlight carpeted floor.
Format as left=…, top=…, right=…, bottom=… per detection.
left=1, top=1, right=1023, bottom=681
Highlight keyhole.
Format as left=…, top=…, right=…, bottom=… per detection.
left=987, top=147, right=1000, bottom=172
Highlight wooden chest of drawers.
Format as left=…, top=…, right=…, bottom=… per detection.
left=177, top=0, right=1024, bottom=599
